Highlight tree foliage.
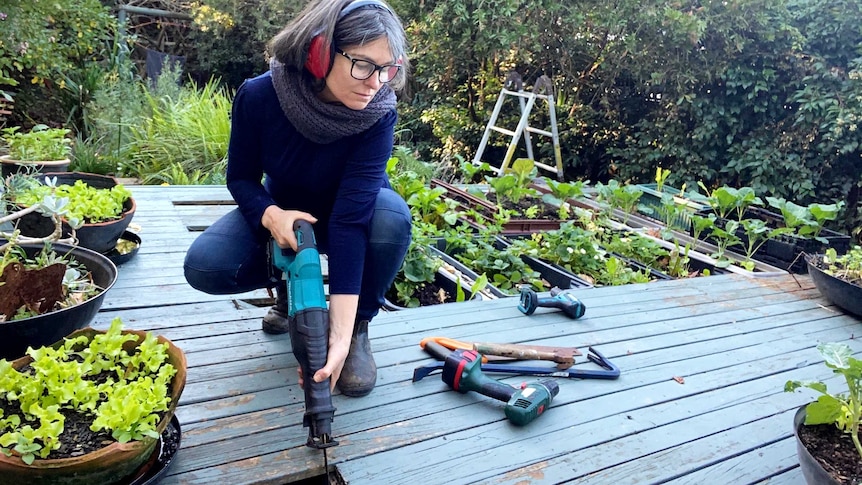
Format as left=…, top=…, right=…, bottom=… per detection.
left=0, top=0, right=115, bottom=123
left=390, top=0, right=862, bottom=235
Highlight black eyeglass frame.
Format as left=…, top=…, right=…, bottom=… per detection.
left=334, top=48, right=401, bottom=83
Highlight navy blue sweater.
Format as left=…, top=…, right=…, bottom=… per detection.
left=226, top=71, right=397, bottom=295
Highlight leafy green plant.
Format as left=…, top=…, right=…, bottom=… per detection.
left=439, top=229, right=544, bottom=294
left=405, top=185, right=461, bottom=228
left=541, top=179, right=586, bottom=220
left=487, top=157, right=539, bottom=205
left=595, top=256, right=651, bottom=286
left=459, top=160, right=496, bottom=184
left=69, top=134, right=114, bottom=175
left=593, top=180, right=643, bottom=224
left=123, top=77, right=232, bottom=184
left=766, top=197, right=845, bottom=242
left=706, top=219, right=743, bottom=267
left=454, top=273, right=489, bottom=303
left=456, top=241, right=538, bottom=293
left=737, top=219, right=794, bottom=271
left=13, top=178, right=131, bottom=223
left=510, top=222, right=605, bottom=281
left=390, top=228, right=444, bottom=308
left=601, top=230, right=672, bottom=271
left=1, top=125, right=72, bottom=161
left=0, top=242, right=101, bottom=321
left=821, top=246, right=862, bottom=285
left=0, top=318, right=176, bottom=464
left=697, top=184, right=763, bottom=222
left=785, top=342, right=862, bottom=461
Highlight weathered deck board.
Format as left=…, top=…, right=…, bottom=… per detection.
left=79, top=185, right=860, bottom=484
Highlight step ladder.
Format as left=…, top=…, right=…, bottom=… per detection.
left=472, top=87, right=564, bottom=180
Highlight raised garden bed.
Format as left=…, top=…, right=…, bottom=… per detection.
left=430, top=236, right=593, bottom=297
left=430, top=179, right=564, bottom=235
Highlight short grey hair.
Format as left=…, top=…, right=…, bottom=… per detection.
left=268, top=0, right=410, bottom=92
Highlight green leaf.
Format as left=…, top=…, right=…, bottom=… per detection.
left=818, top=342, right=853, bottom=369
left=804, top=395, right=843, bottom=425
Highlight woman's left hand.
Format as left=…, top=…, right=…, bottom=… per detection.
left=296, top=333, right=350, bottom=391
left=312, top=335, right=351, bottom=391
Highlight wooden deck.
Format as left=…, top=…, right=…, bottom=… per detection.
left=88, top=185, right=861, bottom=484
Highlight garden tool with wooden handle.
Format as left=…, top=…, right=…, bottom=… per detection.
left=420, top=336, right=581, bottom=369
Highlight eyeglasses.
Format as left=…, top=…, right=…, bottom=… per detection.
left=335, top=48, right=401, bottom=83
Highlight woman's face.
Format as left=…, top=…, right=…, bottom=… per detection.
left=318, top=36, right=395, bottom=110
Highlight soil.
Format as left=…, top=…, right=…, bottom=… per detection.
left=0, top=398, right=114, bottom=458
left=386, top=282, right=454, bottom=307
left=485, top=192, right=560, bottom=220
left=0, top=364, right=172, bottom=461
left=800, top=422, right=862, bottom=484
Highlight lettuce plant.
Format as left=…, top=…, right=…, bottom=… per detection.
left=13, top=178, right=131, bottom=223
left=0, top=318, right=177, bottom=464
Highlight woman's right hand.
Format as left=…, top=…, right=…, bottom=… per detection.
left=261, top=206, right=318, bottom=251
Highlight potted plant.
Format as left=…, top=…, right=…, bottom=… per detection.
left=0, top=176, right=118, bottom=359
left=0, top=125, right=72, bottom=177
left=0, top=317, right=186, bottom=484
left=806, top=247, right=862, bottom=318
left=9, top=172, right=136, bottom=254
left=785, top=342, right=862, bottom=484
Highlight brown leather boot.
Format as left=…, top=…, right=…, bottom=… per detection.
left=261, top=283, right=290, bottom=335
left=336, top=319, right=377, bottom=397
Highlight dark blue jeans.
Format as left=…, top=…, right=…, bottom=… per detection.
left=184, top=188, right=412, bottom=321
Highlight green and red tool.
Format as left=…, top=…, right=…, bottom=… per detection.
left=440, top=347, right=559, bottom=426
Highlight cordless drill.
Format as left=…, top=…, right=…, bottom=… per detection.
left=518, top=286, right=586, bottom=319
left=441, top=349, right=559, bottom=425
left=270, top=220, right=338, bottom=449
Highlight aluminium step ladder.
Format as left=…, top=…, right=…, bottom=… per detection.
left=472, top=87, right=564, bottom=180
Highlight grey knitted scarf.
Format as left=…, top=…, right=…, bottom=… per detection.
left=270, top=58, right=396, bottom=144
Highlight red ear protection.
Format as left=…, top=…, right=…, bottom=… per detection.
left=304, top=34, right=331, bottom=80
left=303, top=0, right=393, bottom=80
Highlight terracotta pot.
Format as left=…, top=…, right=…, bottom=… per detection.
left=0, top=327, right=187, bottom=485
left=794, top=405, right=841, bottom=485
left=0, top=243, right=118, bottom=360
left=806, top=254, right=862, bottom=317
left=0, top=155, right=71, bottom=178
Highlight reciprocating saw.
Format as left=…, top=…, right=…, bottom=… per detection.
left=270, top=220, right=338, bottom=450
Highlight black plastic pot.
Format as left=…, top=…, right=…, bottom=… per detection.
left=794, top=405, right=840, bottom=485
left=383, top=267, right=481, bottom=311
left=0, top=156, right=71, bottom=178
left=15, top=172, right=136, bottom=254
left=806, top=254, right=862, bottom=318
left=104, top=230, right=142, bottom=266
left=0, top=243, right=118, bottom=360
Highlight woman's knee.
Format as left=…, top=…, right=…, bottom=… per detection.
left=369, top=188, right=412, bottom=245
left=183, top=209, right=269, bottom=294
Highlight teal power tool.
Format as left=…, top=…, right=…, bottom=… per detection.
left=518, top=286, right=586, bottom=319
left=270, top=220, right=338, bottom=451
left=441, top=348, right=559, bottom=426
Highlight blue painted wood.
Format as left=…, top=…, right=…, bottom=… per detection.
left=103, top=186, right=858, bottom=485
